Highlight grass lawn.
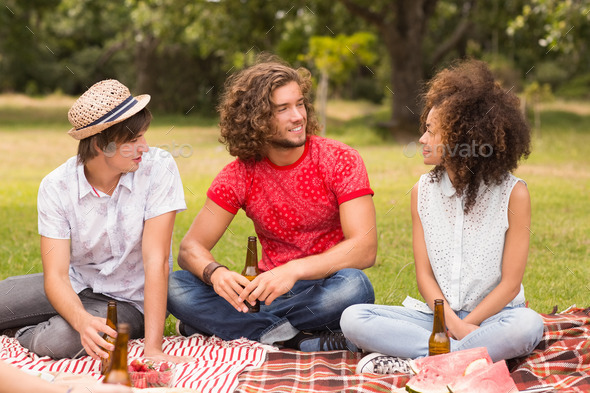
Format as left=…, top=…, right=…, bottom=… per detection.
left=0, top=94, right=588, bottom=336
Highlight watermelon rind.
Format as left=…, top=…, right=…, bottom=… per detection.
left=405, top=385, right=450, bottom=393
left=463, top=358, right=489, bottom=376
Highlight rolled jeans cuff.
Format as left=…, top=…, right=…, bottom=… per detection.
left=259, top=319, right=299, bottom=345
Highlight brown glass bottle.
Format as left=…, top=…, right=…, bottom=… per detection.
left=102, top=323, right=131, bottom=386
left=241, top=236, right=261, bottom=313
left=428, top=299, right=450, bottom=356
left=100, top=300, right=118, bottom=375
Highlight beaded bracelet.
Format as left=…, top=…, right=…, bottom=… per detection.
left=202, top=261, right=228, bottom=286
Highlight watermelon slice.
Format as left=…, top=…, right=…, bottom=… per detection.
left=409, top=347, right=492, bottom=375
left=405, top=348, right=493, bottom=393
left=447, top=360, right=518, bottom=393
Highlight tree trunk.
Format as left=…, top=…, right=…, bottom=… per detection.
left=318, top=69, right=329, bottom=136
left=338, top=0, right=476, bottom=136
left=339, top=0, right=438, bottom=135
left=134, top=34, right=159, bottom=96
left=382, top=1, right=435, bottom=133
left=383, top=24, right=425, bottom=130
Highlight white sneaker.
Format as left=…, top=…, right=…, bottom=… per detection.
left=175, top=319, right=185, bottom=336
left=355, top=352, right=412, bottom=375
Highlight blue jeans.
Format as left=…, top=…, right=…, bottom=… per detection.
left=167, top=268, right=375, bottom=345
left=340, top=303, right=544, bottom=362
left=0, top=273, right=145, bottom=359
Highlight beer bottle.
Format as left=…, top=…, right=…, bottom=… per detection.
left=100, top=300, right=118, bottom=375
left=241, top=236, right=260, bottom=313
left=428, top=299, right=450, bottom=356
left=103, top=323, right=131, bottom=386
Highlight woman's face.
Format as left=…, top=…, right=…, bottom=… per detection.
left=419, top=107, right=445, bottom=166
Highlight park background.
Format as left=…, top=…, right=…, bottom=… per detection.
left=0, top=0, right=589, bottom=334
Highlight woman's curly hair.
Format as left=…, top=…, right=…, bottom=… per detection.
left=420, top=59, right=531, bottom=213
left=217, top=56, right=320, bottom=161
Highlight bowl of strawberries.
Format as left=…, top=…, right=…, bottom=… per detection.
left=128, top=359, right=175, bottom=389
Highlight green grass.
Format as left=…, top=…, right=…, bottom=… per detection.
left=1, top=96, right=589, bottom=336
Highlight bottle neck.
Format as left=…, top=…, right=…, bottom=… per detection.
left=106, top=302, right=117, bottom=329
left=110, top=331, right=128, bottom=370
left=432, top=301, right=446, bottom=332
left=244, top=237, right=259, bottom=272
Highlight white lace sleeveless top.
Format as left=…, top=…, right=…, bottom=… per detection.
left=417, top=170, right=526, bottom=312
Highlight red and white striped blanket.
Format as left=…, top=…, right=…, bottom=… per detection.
left=0, top=334, right=269, bottom=392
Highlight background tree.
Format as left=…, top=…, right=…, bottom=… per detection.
left=303, top=32, right=377, bottom=135
left=337, top=0, right=478, bottom=134
left=508, top=0, right=590, bottom=99
left=1, top=0, right=589, bottom=129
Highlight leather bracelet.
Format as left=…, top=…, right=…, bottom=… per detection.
left=202, top=261, right=228, bottom=286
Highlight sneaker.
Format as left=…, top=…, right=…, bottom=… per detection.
left=282, top=330, right=360, bottom=352
left=175, top=319, right=187, bottom=337
left=1, top=328, right=20, bottom=338
left=355, top=352, right=412, bottom=374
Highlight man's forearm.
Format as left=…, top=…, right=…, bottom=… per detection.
left=178, top=241, right=219, bottom=282
left=142, top=258, right=170, bottom=354
left=288, top=234, right=376, bottom=281
left=44, top=274, right=89, bottom=331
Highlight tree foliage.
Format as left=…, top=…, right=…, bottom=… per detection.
left=303, top=32, right=377, bottom=134
left=0, top=0, right=588, bottom=129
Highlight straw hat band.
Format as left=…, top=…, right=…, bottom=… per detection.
left=67, top=79, right=150, bottom=140
left=77, top=95, right=138, bottom=131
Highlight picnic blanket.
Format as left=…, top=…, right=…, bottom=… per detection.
left=237, top=306, right=590, bottom=393
left=0, top=334, right=269, bottom=393
left=2, top=306, right=588, bottom=392
left=509, top=306, right=590, bottom=392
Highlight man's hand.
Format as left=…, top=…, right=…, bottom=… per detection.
left=143, top=348, right=194, bottom=364
left=77, top=315, right=117, bottom=360
left=239, top=263, right=298, bottom=308
left=210, top=268, right=255, bottom=312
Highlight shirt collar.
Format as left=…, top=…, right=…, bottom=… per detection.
left=78, top=163, right=94, bottom=199
left=441, top=170, right=457, bottom=197
left=77, top=163, right=134, bottom=199
left=119, top=171, right=134, bottom=192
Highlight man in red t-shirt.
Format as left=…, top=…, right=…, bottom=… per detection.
left=168, top=58, right=377, bottom=351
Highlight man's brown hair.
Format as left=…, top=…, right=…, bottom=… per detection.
left=77, top=107, right=152, bottom=165
left=217, top=56, right=320, bottom=161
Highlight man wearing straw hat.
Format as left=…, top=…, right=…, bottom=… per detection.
left=168, top=57, right=377, bottom=352
left=0, top=80, right=187, bottom=362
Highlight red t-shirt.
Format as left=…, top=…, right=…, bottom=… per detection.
left=207, top=136, right=374, bottom=271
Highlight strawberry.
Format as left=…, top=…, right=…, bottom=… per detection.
left=130, top=359, right=143, bottom=372
left=133, top=375, right=147, bottom=389
left=146, top=369, right=159, bottom=385
left=158, top=371, right=172, bottom=386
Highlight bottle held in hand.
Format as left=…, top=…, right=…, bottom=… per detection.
left=103, top=323, right=131, bottom=386
left=241, top=236, right=261, bottom=313
left=100, top=300, right=118, bottom=375
left=428, top=298, right=450, bottom=356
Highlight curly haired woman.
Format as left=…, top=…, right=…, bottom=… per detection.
left=342, top=59, right=544, bottom=374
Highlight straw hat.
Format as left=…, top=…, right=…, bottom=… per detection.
left=67, top=79, right=150, bottom=140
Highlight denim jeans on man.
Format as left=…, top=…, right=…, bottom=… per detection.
left=340, top=303, right=544, bottom=362
left=167, top=268, right=374, bottom=345
left=0, top=273, right=145, bottom=359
